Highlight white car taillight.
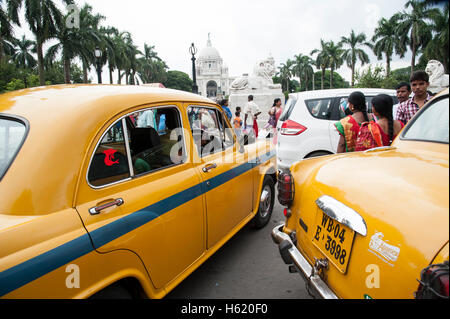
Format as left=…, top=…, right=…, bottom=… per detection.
left=280, top=120, right=307, bottom=136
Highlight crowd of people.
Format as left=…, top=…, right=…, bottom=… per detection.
left=336, top=70, right=433, bottom=153
left=219, top=95, right=283, bottom=145
left=216, top=69, right=434, bottom=153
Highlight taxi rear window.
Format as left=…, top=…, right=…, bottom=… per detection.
left=0, top=116, right=27, bottom=180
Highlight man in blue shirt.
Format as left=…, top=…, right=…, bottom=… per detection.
left=220, top=99, right=232, bottom=121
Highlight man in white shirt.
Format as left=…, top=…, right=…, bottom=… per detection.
left=137, top=110, right=156, bottom=128
left=244, top=95, right=261, bottom=138
left=393, top=82, right=411, bottom=120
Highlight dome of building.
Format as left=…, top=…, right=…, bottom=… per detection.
left=198, top=35, right=221, bottom=61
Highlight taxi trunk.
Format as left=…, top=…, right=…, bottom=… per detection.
left=275, top=144, right=449, bottom=299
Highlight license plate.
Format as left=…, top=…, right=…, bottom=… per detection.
left=312, top=210, right=355, bottom=273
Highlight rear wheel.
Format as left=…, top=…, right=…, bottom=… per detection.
left=251, top=176, right=275, bottom=229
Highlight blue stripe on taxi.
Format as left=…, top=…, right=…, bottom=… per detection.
left=0, top=151, right=275, bottom=297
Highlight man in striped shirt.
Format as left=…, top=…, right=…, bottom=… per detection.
left=396, top=70, right=432, bottom=125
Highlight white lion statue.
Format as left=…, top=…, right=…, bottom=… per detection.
left=231, top=56, right=281, bottom=90
left=425, top=60, right=449, bottom=94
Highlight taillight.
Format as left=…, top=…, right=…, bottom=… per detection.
left=280, top=120, right=307, bottom=136
left=283, top=208, right=292, bottom=218
left=277, top=171, right=295, bottom=207
left=415, top=261, right=449, bottom=299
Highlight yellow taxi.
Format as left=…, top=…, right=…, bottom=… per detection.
left=0, top=85, right=276, bottom=299
left=272, top=89, right=449, bottom=299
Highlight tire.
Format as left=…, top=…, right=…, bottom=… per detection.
left=305, top=151, right=332, bottom=159
left=251, top=175, right=275, bottom=229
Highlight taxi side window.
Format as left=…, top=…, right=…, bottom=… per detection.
left=125, top=107, right=185, bottom=176
left=88, top=121, right=130, bottom=187
left=188, top=107, right=231, bottom=157
left=216, top=108, right=235, bottom=150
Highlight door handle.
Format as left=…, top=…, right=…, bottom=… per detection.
left=89, top=198, right=124, bottom=215
left=202, top=163, right=217, bottom=173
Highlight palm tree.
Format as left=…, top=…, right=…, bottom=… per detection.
left=340, top=30, right=372, bottom=87
left=291, top=54, right=304, bottom=89
left=138, top=43, right=163, bottom=83
left=9, top=0, right=72, bottom=85
left=46, top=10, right=85, bottom=83
left=326, top=40, right=344, bottom=89
left=11, top=35, right=36, bottom=69
left=277, top=59, right=294, bottom=92
left=302, top=56, right=315, bottom=91
left=293, top=54, right=314, bottom=91
left=122, top=33, right=141, bottom=85
left=112, top=31, right=133, bottom=84
left=372, top=16, right=406, bottom=77
left=101, top=26, right=120, bottom=84
left=311, top=39, right=330, bottom=90
left=424, top=3, right=449, bottom=71
left=77, top=4, right=105, bottom=83
left=396, top=0, right=439, bottom=73
left=1, top=0, right=19, bottom=63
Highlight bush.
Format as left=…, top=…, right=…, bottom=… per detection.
left=6, top=79, right=25, bottom=91
left=163, top=70, right=193, bottom=92
left=354, top=65, right=385, bottom=88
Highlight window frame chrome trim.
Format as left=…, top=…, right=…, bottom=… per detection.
left=122, top=118, right=134, bottom=177
left=315, top=195, right=367, bottom=237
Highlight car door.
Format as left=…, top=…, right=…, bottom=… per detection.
left=187, top=105, right=253, bottom=249
left=75, top=104, right=205, bottom=289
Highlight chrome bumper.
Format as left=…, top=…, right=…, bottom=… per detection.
left=271, top=224, right=338, bottom=299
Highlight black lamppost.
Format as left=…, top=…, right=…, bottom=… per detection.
left=95, top=47, right=103, bottom=84
left=189, top=43, right=198, bottom=94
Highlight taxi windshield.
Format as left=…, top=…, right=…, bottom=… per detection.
left=0, top=117, right=27, bottom=180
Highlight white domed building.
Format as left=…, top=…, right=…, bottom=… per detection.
left=196, top=35, right=234, bottom=100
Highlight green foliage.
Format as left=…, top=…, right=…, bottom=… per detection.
left=44, top=61, right=84, bottom=85
left=6, top=78, right=25, bottom=91
left=27, top=74, right=40, bottom=87
left=0, top=61, right=18, bottom=93
left=313, top=71, right=350, bottom=90
left=381, top=66, right=411, bottom=89
left=163, top=70, right=193, bottom=92
left=354, top=65, right=386, bottom=88
left=354, top=64, right=413, bottom=89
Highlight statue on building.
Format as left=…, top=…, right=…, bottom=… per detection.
left=231, top=56, right=281, bottom=90
left=425, top=60, right=449, bottom=94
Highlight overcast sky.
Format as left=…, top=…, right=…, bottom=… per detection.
left=17, top=0, right=418, bottom=83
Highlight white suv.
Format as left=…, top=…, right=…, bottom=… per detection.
left=276, top=88, right=397, bottom=171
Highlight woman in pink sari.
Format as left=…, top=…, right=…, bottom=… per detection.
left=269, top=98, right=283, bottom=144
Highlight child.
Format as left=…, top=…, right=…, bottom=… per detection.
left=233, top=111, right=243, bottom=137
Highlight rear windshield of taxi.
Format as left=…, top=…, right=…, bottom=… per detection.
left=401, top=95, right=449, bottom=144
left=0, top=116, right=28, bottom=180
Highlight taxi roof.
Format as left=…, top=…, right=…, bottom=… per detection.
left=0, top=84, right=216, bottom=121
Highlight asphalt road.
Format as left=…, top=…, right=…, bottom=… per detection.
left=165, top=189, right=312, bottom=299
